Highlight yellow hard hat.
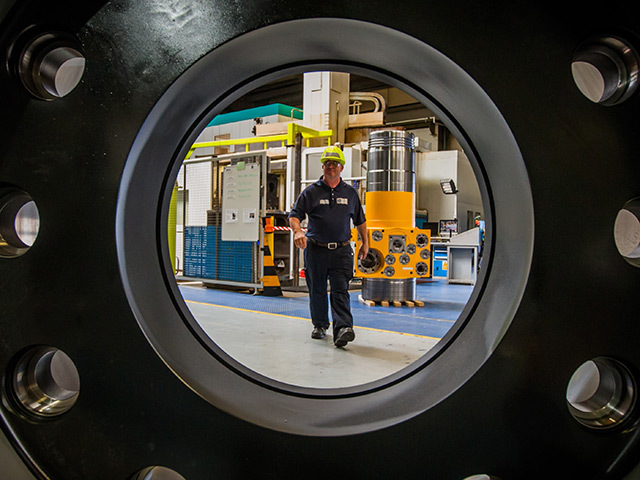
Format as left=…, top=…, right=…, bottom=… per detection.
left=320, top=146, right=345, bottom=165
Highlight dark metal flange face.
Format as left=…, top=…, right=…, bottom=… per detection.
left=117, top=18, right=533, bottom=436
left=2, top=2, right=640, bottom=479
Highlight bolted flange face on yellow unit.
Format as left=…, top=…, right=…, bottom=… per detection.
left=352, top=226, right=432, bottom=279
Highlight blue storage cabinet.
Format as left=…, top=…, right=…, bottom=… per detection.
left=184, top=226, right=254, bottom=283
left=217, top=236, right=253, bottom=283
left=432, top=243, right=448, bottom=277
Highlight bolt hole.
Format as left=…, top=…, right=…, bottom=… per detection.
left=0, top=188, right=40, bottom=258
left=614, top=198, right=640, bottom=267
left=566, top=357, right=636, bottom=429
left=131, top=466, right=186, bottom=480
left=10, top=346, right=80, bottom=418
left=13, top=31, right=86, bottom=100
left=463, top=476, right=502, bottom=480
left=571, top=36, right=639, bottom=105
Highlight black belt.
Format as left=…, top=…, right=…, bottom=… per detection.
left=309, top=238, right=350, bottom=250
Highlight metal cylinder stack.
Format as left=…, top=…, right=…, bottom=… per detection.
left=367, top=130, right=415, bottom=193
left=355, top=130, right=431, bottom=302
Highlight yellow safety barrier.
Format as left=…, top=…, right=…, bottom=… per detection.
left=261, top=217, right=282, bottom=296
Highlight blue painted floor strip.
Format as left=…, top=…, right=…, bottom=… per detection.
left=178, top=277, right=473, bottom=340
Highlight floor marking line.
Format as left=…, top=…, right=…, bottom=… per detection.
left=367, top=309, right=456, bottom=323
left=184, top=299, right=441, bottom=341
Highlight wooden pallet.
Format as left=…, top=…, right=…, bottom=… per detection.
left=358, top=295, right=424, bottom=307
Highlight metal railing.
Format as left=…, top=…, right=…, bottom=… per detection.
left=185, top=123, right=333, bottom=159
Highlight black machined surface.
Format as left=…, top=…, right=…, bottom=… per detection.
left=0, top=1, right=639, bottom=479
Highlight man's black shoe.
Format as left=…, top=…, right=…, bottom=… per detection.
left=311, top=327, right=326, bottom=339
left=334, top=327, right=355, bottom=347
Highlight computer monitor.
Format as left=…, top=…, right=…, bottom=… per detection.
left=439, top=219, right=458, bottom=236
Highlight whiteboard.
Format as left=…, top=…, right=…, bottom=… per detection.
left=221, top=161, right=261, bottom=241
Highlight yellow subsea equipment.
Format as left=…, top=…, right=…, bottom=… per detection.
left=352, top=130, right=431, bottom=302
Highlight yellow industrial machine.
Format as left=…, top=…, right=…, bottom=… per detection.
left=352, top=130, right=431, bottom=302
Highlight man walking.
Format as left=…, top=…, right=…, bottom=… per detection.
left=288, top=146, right=368, bottom=347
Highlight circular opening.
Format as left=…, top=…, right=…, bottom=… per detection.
left=566, top=357, right=636, bottom=429
left=169, top=71, right=485, bottom=389
left=117, top=18, right=533, bottom=435
left=360, top=249, right=382, bottom=272
left=0, top=188, right=40, bottom=258
left=9, top=346, right=80, bottom=418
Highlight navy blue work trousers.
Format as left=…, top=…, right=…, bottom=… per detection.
left=304, top=242, right=354, bottom=336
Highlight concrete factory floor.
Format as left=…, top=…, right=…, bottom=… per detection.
left=178, top=277, right=473, bottom=388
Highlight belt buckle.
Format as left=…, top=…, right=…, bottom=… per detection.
left=327, top=242, right=338, bottom=250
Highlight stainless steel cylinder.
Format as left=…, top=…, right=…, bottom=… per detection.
left=366, top=130, right=415, bottom=192
left=362, top=278, right=416, bottom=302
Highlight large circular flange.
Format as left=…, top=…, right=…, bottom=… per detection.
left=117, top=18, right=533, bottom=436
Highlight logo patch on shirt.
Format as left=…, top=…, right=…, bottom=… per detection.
left=337, top=198, right=348, bottom=205
left=319, top=199, right=329, bottom=205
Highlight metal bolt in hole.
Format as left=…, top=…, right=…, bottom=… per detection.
left=131, top=466, right=186, bottom=480
left=15, top=31, right=85, bottom=100
left=14, top=200, right=39, bottom=247
left=614, top=198, right=640, bottom=267
left=571, top=35, right=639, bottom=105
left=463, top=476, right=502, bottom=480
left=0, top=188, right=40, bottom=258
left=11, top=346, right=80, bottom=417
left=566, top=357, right=636, bottom=429
left=39, top=47, right=86, bottom=97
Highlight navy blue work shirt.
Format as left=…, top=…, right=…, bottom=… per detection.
left=289, top=177, right=366, bottom=243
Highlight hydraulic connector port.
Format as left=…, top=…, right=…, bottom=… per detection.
left=358, top=249, right=383, bottom=274
left=416, top=262, right=429, bottom=276
left=416, top=233, right=429, bottom=248
left=389, top=235, right=406, bottom=253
